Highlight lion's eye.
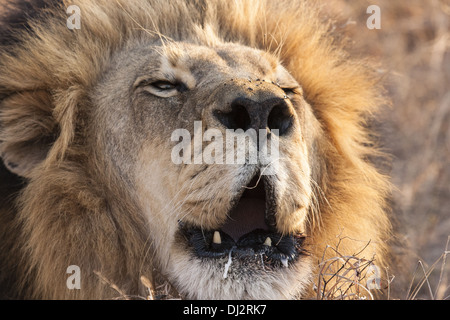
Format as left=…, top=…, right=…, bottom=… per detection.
left=281, top=87, right=299, bottom=96
left=281, top=87, right=302, bottom=98
left=151, top=81, right=177, bottom=91
left=282, top=88, right=295, bottom=95
left=135, top=78, right=188, bottom=98
left=150, top=80, right=188, bottom=93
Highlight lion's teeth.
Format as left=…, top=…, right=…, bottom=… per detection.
left=263, top=237, right=272, bottom=246
left=213, top=231, right=221, bottom=244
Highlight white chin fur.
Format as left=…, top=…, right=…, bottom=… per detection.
left=168, top=247, right=312, bottom=300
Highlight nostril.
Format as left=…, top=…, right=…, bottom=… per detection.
left=214, top=101, right=251, bottom=131
left=267, top=103, right=293, bottom=136
left=214, top=97, right=294, bottom=135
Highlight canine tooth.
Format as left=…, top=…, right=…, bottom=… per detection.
left=263, top=237, right=272, bottom=246
left=213, top=231, right=221, bottom=244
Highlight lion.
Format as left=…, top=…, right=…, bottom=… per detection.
left=0, top=0, right=392, bottom=300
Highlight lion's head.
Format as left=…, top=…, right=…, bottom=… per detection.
left=0, top=0, right=392, bottom=299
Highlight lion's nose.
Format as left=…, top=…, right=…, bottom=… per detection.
left=214, top=97, right=293, bottom=136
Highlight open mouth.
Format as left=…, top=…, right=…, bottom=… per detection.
left=179, top=173, right=306, bottom=268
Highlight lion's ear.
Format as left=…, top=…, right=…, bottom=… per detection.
left=0, top=90, right=57, bottom=178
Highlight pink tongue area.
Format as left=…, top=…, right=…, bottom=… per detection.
left=220, top=198, right=268, bottom=242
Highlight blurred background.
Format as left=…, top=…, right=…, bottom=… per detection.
left=326, top=0, right=449, bottom=299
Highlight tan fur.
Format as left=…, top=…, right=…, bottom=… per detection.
left=0, top=0, right=391, bottom=299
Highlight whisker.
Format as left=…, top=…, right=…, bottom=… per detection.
left=243, top=157, right=286, bottom=189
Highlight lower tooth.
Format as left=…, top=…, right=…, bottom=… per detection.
left=264, top=237, right=272, bottom=246
left=213, top=231, right=221, bottom=245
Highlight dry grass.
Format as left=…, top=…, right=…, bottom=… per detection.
left=94, top=271, right=180, bottom=300
left=314, top=237, right=449, bottom=300
left=314, top=243, right=385, bottom=300
left=405, top=236, right=449, bottom=300
left=324, top=0, right=450, bottom=299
